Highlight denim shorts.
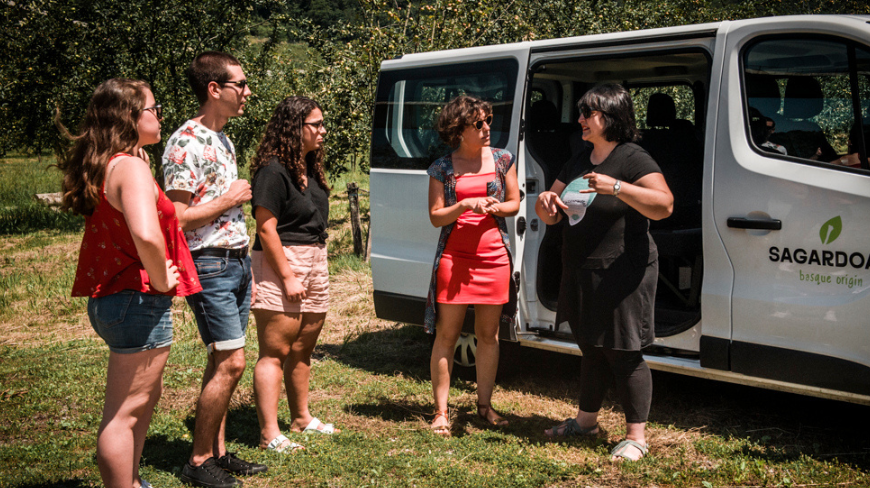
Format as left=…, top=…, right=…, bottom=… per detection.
left=88, top=290, right=173, bottom=354
left=186, top=255, right=252, bottom=354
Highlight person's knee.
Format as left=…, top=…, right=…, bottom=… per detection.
left=214, top=349, right=247, bottom=379
left=434, top=328, right=461, bottom=347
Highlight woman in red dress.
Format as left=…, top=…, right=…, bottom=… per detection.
left=426, top=96, right=520, bottom=435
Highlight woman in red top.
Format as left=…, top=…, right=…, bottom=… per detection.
left=60, top=79, right=200, bottom=488
left=427, top=96, right=520, bottom=435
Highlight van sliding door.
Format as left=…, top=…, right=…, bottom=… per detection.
left=370, top=49, right=529, bottom=329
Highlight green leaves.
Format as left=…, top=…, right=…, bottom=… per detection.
left=820, top=216, right=843, bottom=245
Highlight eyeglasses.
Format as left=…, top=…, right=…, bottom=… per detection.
left=217, top=80, right=249, bottom=89
left=304, top=120, right=325, bottom=129
left=473, top=114, right=493, bottom=130
left=143, top=104, right=163, bottom=120
left=579, top=105, right=605, bottom=119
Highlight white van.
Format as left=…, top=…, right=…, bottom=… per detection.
left=368, top=15, right=870, bottom=405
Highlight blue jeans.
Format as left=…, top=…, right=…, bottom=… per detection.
left=88, top=291, right=173, bottom=354
left=186, top=255, right=252, bottom=353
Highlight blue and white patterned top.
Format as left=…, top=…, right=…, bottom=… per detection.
left=424, top=147, right=517, bottom=333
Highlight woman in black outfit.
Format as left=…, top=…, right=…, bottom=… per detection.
left=535, top=84, right=673, bottom=461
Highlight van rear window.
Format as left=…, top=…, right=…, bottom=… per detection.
left=371, top=59, right=519, bottom=170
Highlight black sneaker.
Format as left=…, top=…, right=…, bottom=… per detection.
left=217, top=452, right=268, bottom=475
left=180, top=458, right=242, bottom=488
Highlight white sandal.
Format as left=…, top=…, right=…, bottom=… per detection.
left=611, top=439, right=648, bottom=461
left=265, top=434, right=304, bottom=452
left=302, top=417, right=336, bottom=434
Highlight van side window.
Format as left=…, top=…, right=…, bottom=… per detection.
left=371, top=59, right=518, bottom=170
left=743, top=38, right=870, bottom=171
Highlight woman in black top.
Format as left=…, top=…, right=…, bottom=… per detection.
left=535, top=84, right=673, bottom=461
left=250, top=96, right=338, bottom=453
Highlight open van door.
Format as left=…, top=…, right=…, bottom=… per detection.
left=710, top=17, right=870, bottom=399
left=370, top=45, right=531, bottom=341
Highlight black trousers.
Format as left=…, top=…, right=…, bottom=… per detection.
left=577, top=343, right=652, bottom=424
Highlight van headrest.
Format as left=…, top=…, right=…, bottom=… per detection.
left=745, top=73, right=781, bottom=118
left=783, top=76, right=824, bottom=120
left=646, top=93, right=677, bottom=127
left=529, top=99, right=559, bottom=132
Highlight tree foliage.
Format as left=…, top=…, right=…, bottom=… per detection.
left=0, top=0, right=287, bottom=168
left=3, top=0, right=870, bottom=175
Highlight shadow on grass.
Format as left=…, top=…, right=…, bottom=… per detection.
left=0, top=204, right=83, bottom=235
left=329, top=322, right=870, bottom=469
left=14, top=482, right=91, bottom=488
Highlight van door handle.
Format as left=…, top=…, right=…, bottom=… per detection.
left=726, top=217, right=782, bottom=230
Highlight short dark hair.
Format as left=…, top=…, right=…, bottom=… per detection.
left=186, top=51, right=241, bottom=105
left=437, top=95, right=492, bottom=148
left=577, top=83, right=640, bottom=143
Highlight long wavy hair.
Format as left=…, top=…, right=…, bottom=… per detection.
left=56, top=78, right=150, bottom=215
left=250, top=96, right=329, bottom=194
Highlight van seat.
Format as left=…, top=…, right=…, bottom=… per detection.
left=769, top=76, right=837, bottom=160
left=639, top=93, right=703, bottom=230
left=527, top=99, right=572, bottom=185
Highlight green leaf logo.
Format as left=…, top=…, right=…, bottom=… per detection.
left=820, top=216, right=842, bottom=245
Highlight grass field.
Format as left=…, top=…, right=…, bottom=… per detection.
left=1, top=154, right=869, bottom=487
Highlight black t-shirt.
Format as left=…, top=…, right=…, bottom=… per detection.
left=556, top=142, right=661, bottom=269
left=251, top=158, right=329, bottom=249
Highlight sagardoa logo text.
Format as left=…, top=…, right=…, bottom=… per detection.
left=769, top=248, right=870, bottom=269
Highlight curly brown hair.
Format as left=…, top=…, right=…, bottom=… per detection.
left=437, top=95, right=492, bottom=148
left=250, top=96, right=329, bottom=194
left=56, top=78, right=150, bottom=216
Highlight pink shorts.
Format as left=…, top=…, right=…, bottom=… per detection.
left=251, top=245, right=329, bottom=313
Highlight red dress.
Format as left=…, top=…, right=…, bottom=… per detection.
left=71, top=153, right=201, bottom=298
left=436, top=172, right=510, bottom=304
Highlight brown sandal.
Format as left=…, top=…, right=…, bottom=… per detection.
left=431, top=409, right=450, bottom=436
left=477, top=404, right=509, bottom=427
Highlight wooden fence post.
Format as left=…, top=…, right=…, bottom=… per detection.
left=347, top=182, right=363, bottom=256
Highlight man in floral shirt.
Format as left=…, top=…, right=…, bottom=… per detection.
left=163, top=51, right=266, bottom=488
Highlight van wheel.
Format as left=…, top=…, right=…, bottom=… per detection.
left=453, top=333, right=477, bottom=368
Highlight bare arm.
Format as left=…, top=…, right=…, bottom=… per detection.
left=486, top=163, right=521, bottom=217
left=582, top=171, right=673, bottom=221
left=254, top=206, right=305, bottom=302
left=165, top=178, right=251, bottom=232
left=106, top=156, right=179, bottom=292
left=535, top=179, right=568, bottom=226
left=427, top=177, right=497, bottom=228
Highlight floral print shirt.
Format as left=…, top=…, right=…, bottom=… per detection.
left=162, top=120, right=249, bottom=251
left=424, top=147, right=518, bottom=334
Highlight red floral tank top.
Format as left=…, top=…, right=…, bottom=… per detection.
left=71, top=153, right=202, bottom=298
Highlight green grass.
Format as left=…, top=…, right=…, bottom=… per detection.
left=2, top=155, right=870, bottom=487
left=0, top=153, right=84, bottom=234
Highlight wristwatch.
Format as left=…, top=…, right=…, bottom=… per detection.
left=613, top=180, right=622, bottom=196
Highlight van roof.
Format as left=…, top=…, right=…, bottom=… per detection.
left=381, top=15, right=870, bottom=70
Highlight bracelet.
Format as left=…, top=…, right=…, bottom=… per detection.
left=613, top=180, right=622, bottom=196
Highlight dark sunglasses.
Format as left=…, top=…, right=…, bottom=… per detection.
left=143, top=104, right=163, bottom=120
left=304, top=120, right=325, bottom=129
left=217, top=80, right=248, bottom=89
left=579, top=104, right=607, bottom=119
left=473, top=114, right=493, bottom=130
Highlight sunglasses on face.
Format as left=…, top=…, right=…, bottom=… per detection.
left=217, top=80, right=248, bottom=89
left=472, top=114, right=493, bottom=130
left=304, top=120, right=325, bottom=129
left=143, top=104, right=163, bottom=120
left=579, top=105, right=602, bottom=118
